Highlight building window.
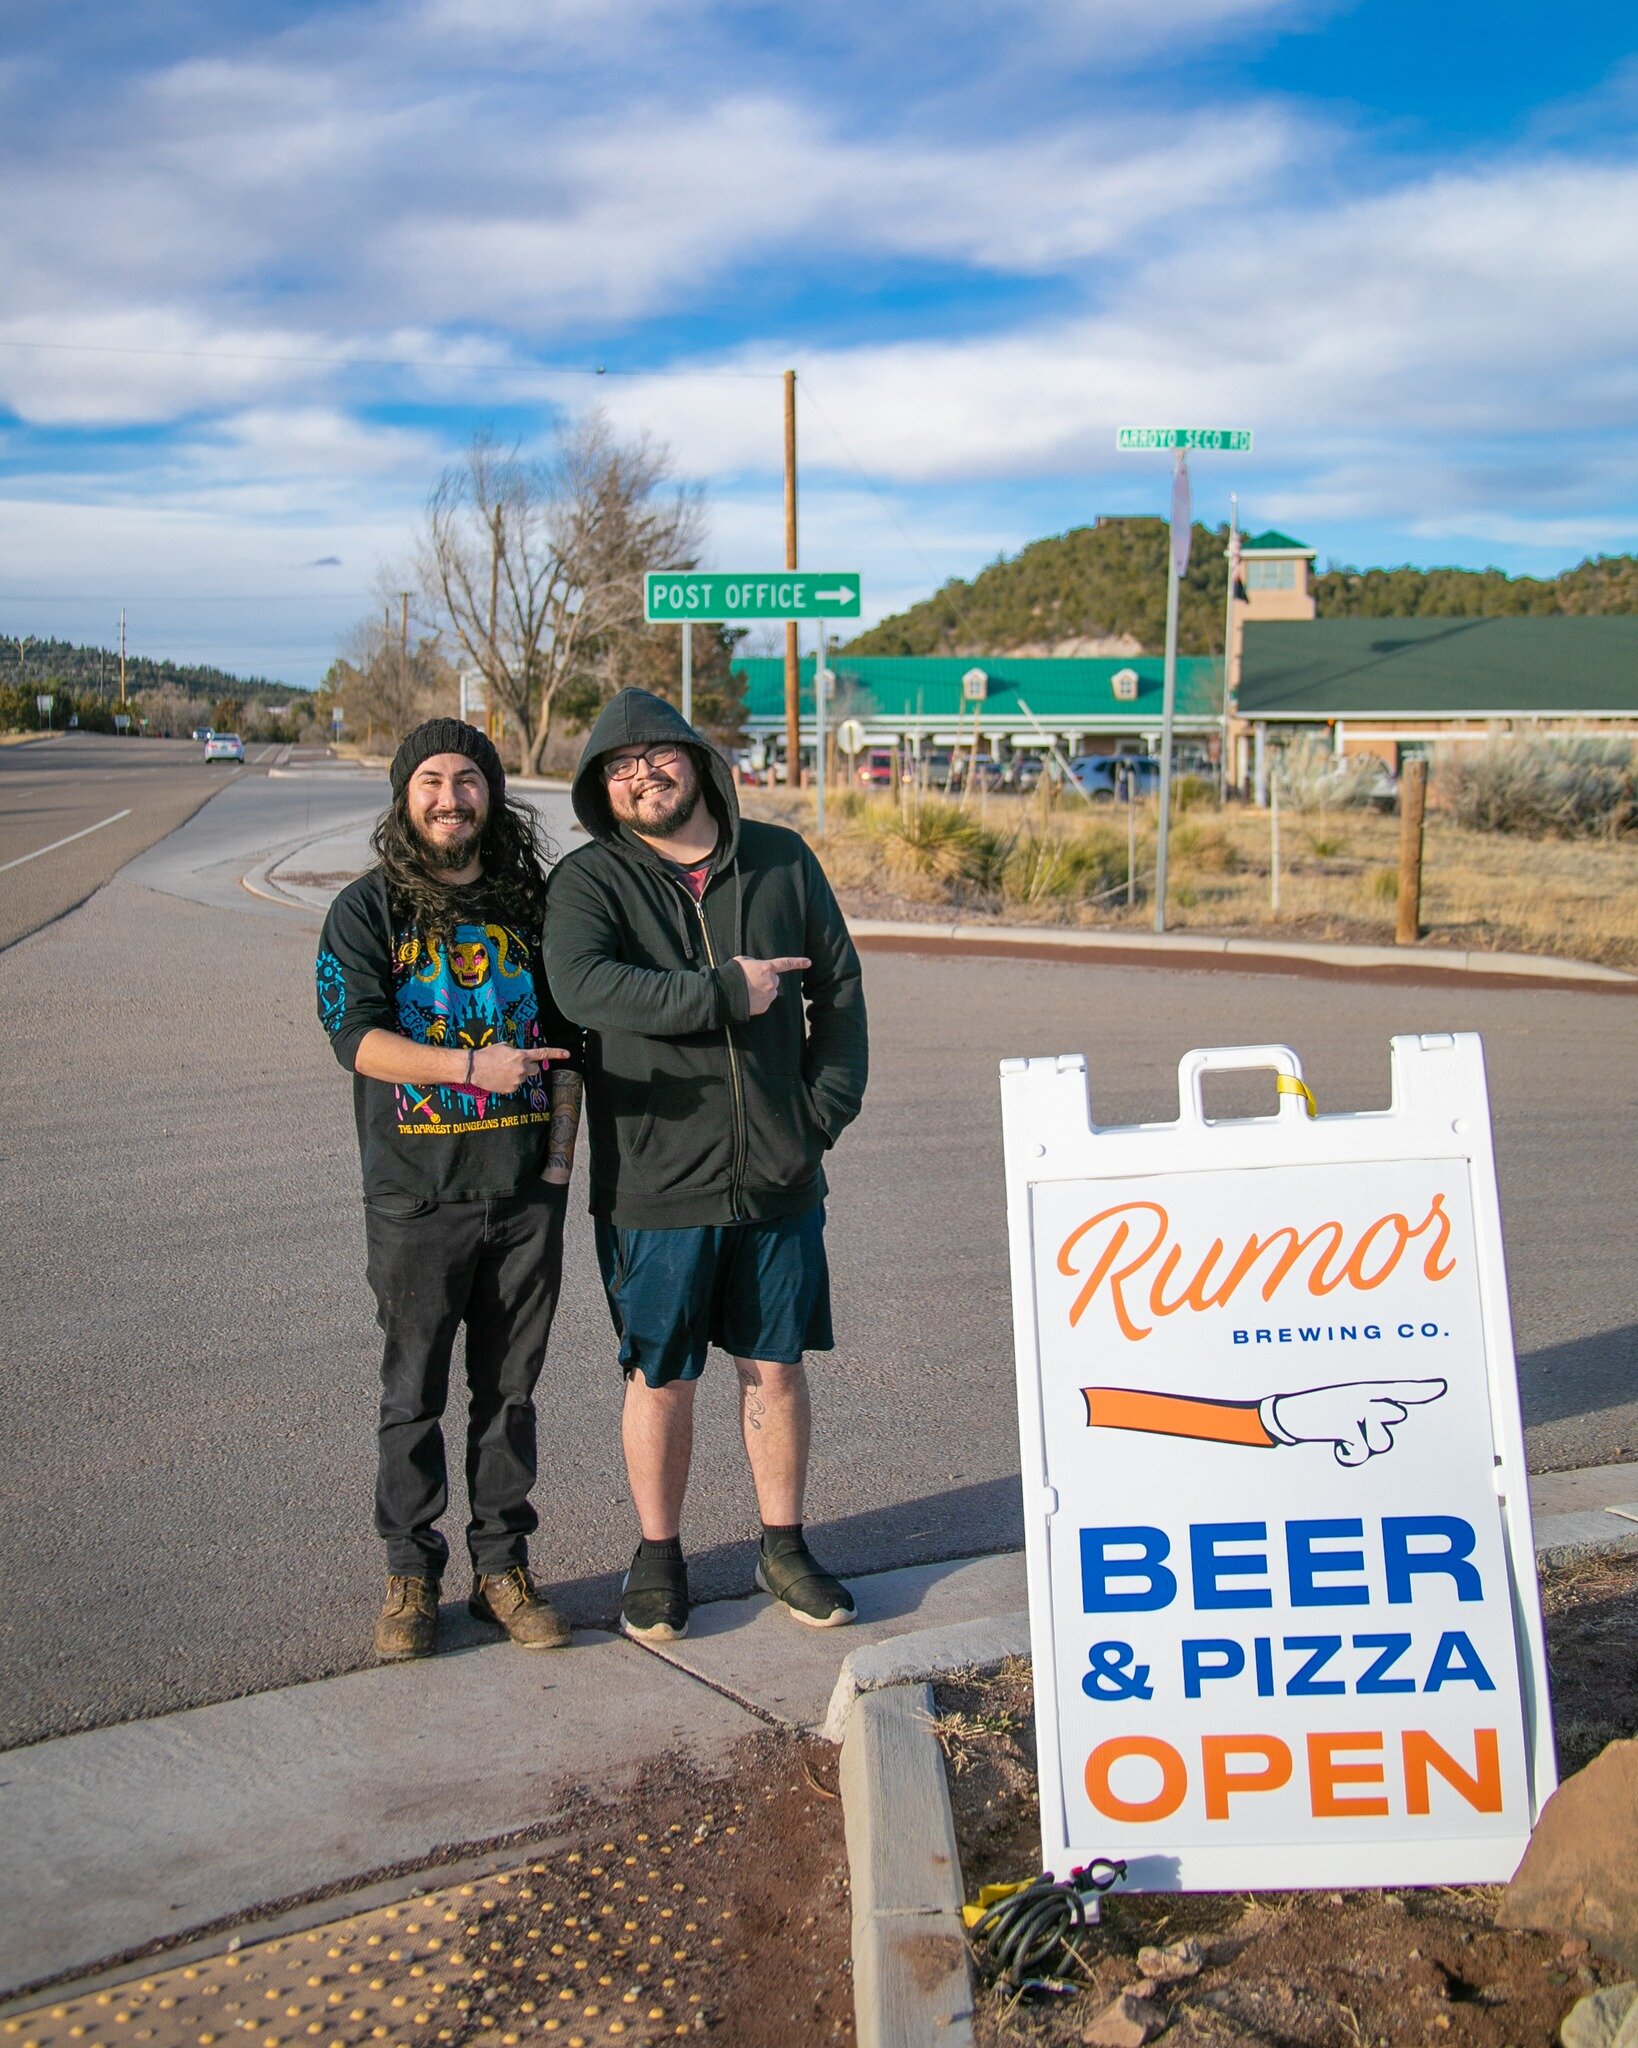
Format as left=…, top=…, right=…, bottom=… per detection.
left=1246, top=559, right=1297, bottom=591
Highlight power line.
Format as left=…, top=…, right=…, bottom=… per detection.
left=0, top=336, right=778, bottom=380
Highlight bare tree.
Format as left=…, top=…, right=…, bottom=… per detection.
left=418, top=413, right=704, bottom=775
left=323, top=604, right=458, bottom=751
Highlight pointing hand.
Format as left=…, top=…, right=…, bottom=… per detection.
left=733, top=955, right=811, bottom=1017
left=468, top=1043, right=569, bottom=1095
left=1261, top=1379, right=1449, bottom=1467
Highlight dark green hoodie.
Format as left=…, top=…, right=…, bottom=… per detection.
left=543, top=689, right=868, bottom=1229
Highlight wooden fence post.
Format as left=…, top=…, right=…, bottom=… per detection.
left=1396, top=756, right=1428, bottom=945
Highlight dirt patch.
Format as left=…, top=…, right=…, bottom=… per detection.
left=935, top=1553, right=1638, bottom=2047
left=10, top=1729, right=854, bottom=2048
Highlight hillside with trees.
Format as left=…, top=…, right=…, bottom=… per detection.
left=844, top=519, right=1638, bottom=657
left=0, top=635, right=290, bottom=702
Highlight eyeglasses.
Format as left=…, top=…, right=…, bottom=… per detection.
left=603, top=744, right=682, bottom=783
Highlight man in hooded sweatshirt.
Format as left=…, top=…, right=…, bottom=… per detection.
left=543, top=688, right=868, bottom=1641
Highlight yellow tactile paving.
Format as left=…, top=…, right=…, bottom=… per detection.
left=4, top=1821, right=749, bottom=2048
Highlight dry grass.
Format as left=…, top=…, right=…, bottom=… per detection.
left=744, top=785, right=1638, bottom=970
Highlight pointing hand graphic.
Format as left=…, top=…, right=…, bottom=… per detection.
left=1259, top=1379, right=1449, bottom=1466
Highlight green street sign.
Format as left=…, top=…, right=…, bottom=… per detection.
left=644, top=571, right=861, bottom=623
left=1116, top=427, right=1253, bottom=453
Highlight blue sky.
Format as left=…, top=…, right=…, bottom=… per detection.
left=1, top=0, right=1635, bottom=685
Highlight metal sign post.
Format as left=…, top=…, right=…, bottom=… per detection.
left=681, top=620, right=693, bottom=727
left=814, top=629, right=829, bottom=837
left=1154, top=453, right=1188, bottom=933
left=1000, top=1034, right=1553, bottom=1891
left=1117, top=429, right=1252, bottom=932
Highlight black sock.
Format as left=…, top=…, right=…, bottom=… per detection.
left=761, top=1522, right=804, bottom=1556
left=639, top=1535, right=683, bottom=1560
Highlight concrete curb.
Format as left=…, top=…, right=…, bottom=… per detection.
left=1532, top=1507, right=1638, bottom=1568
left=822, top=1613, right=1032, bottom=1743
left=840, top=1684, right=975, bottom=2048
left=846, top=916, right=1638, bottom=988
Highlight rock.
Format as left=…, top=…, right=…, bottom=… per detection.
left=1498, top=1738, right=1638, bottom=1973
left=1136, top=1939, right=1205, bottom=1983
left=1565, top=1941, right=1594, bottom=1959
left=1560, top=1982, right=1638, bottom=2048
left=1081, top=1988, right=1168, bottom=2046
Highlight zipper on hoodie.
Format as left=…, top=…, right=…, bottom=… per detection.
left=684, top=884, right=748, bottom=1221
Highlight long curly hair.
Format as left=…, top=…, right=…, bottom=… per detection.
left=372, top=787, right=554, bottom=944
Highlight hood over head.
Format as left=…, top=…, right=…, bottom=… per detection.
left=571, top=688, right=740, bottom=862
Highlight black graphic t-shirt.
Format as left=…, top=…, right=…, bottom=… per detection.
left=317, top=868, right=583, bottom=1200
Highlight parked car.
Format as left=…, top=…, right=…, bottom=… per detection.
left=855, top=747, right=899, bottom=788
left=953, top=755, right=1006, bottom=792
left=1067, top=753, right=1161, bottom=801
left=204, top=733, right=245, bottom=763
left=1004, top=753, right=1046, bottom=792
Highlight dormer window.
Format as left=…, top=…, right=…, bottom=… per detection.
left=1112, top=667, right=1140, bottom=702
left=1246, top=559, right=1297, bottom=591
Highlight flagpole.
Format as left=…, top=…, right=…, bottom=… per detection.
left=1219, top=490, right=1238, bottom=806
left=1154, top=449, right=1187, bottom=934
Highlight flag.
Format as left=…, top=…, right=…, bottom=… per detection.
left=1170, top=454, right=1192, bottom=578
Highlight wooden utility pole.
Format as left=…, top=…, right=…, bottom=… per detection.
left=1396, top=756, right=1428, bottom=944
left=119, top=608, right=127, bottom=706
left=783, top=369, right=800, bottom=789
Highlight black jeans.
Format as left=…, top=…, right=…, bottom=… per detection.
left=364, top=1186, right=567, bottom=1579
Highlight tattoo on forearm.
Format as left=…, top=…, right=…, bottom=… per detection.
left=546, top=1070, right=583, bottom=1175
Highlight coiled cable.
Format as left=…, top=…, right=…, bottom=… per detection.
left=968, top=1859, right=1127, bottom=1990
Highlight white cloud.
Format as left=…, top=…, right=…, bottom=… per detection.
left=582, top=149, right=1638, bottom=534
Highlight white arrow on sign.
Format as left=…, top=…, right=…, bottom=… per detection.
left=815, top=586, right=854, bottom=603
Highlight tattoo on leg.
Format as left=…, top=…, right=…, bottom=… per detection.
left=737, top=1361, right=765, bottom=1433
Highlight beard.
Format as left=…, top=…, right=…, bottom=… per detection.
left=622, top=775, right=703, bottom=839
left=411, top=808, right=483, bottom=870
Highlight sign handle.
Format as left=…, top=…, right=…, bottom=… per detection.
left=1177, top=1042, right=1313, bottom=1127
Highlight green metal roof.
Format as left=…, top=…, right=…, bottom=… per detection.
left=732, top=653, right=1223, bottom=724
left=1239, top=616, right=1638, bottom=718
left=1242, top=529, right=1312, bottom=554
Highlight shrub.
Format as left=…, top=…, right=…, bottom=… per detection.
left=1003, top=826, right=1126, bottom=905
left=1169, top=820, right=1240, bottom=873
left=878, top=799, right=1009, bottom=895
left=1438, top=738, right=1637, bottom=837
left=1275, top=734, right=1388, bottom=812
left=1368, top=867, right=1399, bottom=902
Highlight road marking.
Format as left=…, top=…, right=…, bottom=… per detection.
left=0, top=808, right=133, bottom=873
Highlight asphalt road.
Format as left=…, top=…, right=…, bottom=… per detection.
left=0, top=771, right=1633, bottom=1749
left=0, top=734, right=272, bottom=952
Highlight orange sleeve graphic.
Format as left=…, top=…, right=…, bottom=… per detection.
left=1082, top=1387, right=1277, bottom=1448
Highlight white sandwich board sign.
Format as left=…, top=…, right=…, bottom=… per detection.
left=1000, top=1035, right=1554, bottom=1891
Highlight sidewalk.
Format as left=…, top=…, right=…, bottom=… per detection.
left=4, top=1467, right=1630, bottom=2028
left=0, top=1553, right=1023, bottom=2002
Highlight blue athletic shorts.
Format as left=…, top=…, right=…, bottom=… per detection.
left=594, top=1206, right=833, bottom=1387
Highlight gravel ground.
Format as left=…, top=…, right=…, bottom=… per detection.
left=934, top=1552, right=1638, bottom=2048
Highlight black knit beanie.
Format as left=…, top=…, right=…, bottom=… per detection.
left=390, top=717, right=505, bottom=802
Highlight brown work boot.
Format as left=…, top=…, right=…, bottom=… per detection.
left=374, top=1574, right=440, bottom=1662
left=470, top=1565, right=571, bottom=1650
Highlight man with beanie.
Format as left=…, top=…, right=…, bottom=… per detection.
left=317, top=718, right=585, bottom=1661
left=544, top=689, right=868, bottom=1642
